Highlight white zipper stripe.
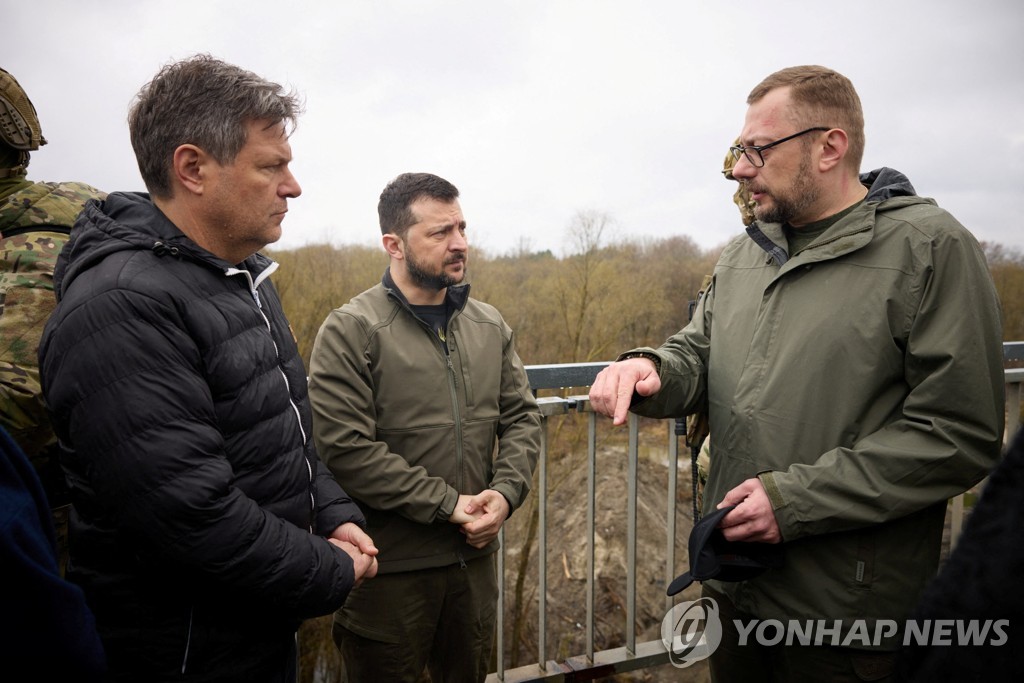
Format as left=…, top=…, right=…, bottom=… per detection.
left=225, top=263, right=314, bottom=529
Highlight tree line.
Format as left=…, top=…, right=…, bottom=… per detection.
left=271, top=211, right=1024, bottom=373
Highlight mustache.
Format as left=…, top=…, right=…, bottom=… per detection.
left=444, top=253, right=467, bottom=265
left=742, top=180, right=767, bottom=195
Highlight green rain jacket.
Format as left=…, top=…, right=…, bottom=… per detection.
left=631, top=168, right=1004, bottom=649
left=309, top=271, right=541, bottom=574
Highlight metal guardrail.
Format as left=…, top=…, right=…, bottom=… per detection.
left=1005, top=341, right=1024, bottom=363
left=486, top=345, right=1024, bottom=682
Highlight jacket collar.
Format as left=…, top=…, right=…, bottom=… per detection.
left=744, top=167, right=919, bottom=269
left=381, top=267, right=470, bottom=320
left=55, top=191, right=275, bottom=300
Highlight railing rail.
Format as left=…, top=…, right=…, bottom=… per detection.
left=1005, top=341, right=1024, bottom=363
left=487, top=344, right=1023, bottom=682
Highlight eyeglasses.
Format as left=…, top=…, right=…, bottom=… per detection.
left=729, top=127, right=830, bottom=168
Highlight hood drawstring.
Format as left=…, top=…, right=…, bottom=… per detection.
left=152, top=241, right=180, bottom=258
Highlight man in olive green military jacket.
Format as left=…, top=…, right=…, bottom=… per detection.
left=309, top=172, right=541, bottom=682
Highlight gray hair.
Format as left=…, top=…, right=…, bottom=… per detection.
left=128, top=54, right=303, bottom=198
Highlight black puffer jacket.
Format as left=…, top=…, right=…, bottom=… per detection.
left=39, top=192, right=364, bottom=682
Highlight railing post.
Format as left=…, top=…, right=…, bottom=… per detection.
left=665, top=420, right=679, bottom=616
left=496, top=526, right=504, bottom=681
left=587, top=408, right=597, bottom=662
left=626, top=413, right=638, bottom=656
left=949, top=495, right=964, bottom=550
left=537, top=414, right=548, bottom=673
left=1006, top=370, right=1022, bottom=441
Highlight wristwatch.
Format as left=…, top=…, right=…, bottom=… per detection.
left=618, top=351, right=661, bottom=374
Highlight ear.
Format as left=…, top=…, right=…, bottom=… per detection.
left=382, top=233, right=405, bottom=260
left=171, top=144, right=211, bottom=196
left=818, top=128, right=849, bottom=173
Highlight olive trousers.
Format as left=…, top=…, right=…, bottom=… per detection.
left=333, top=554, right=497, bottom=683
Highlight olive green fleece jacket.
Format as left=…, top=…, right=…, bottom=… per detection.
left=308, top=273, right=541, bottom=573
left=629, top=168, right=1004, bottom=649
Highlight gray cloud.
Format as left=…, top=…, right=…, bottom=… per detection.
left=8, top=0, right=1023, bottom=256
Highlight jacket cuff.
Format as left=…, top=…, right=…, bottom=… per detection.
left=435, top=486, right=460, bottom=522
left=757, top=471, right=785, bottom=509
left=616, top=350, right=662, bottom=375
left=488, top=483, right=518, bottom=518
left=317, top=500, right=367, bottom=535
left=758, top=471, right=793, bottom=542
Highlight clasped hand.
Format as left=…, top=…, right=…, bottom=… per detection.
left=328, top=522, right=379, bottom=585
left=449, top=490, right=510, bottom=549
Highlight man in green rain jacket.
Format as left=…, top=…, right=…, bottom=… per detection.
left=590, top=65, right=1004, bottom=682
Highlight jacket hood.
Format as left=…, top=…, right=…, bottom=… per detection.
left=860, top=167, right=917, bottom=202
left=55, top=191, right=263, bottom=301
left=743, top=167, right=926, bottom=265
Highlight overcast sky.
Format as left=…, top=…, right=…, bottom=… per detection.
left=8, top=0, right=1023, bottom=257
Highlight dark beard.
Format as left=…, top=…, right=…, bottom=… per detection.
left=752, top=155, right=819, bottom=225
left=407, top=253, right=465, bottom=291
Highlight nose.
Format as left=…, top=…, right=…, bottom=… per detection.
left=730, top=151, right=756, bottom=180
left=280, top=168, right=302, bottom=199
left=450, top=228, right=468, bottom=252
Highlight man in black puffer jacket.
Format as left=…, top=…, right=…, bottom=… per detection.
left=896, top=425, right=1024, bottom=680
left=38, top=55, right=378, bottom=682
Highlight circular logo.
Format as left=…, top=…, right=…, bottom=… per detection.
left=660, top=596, right=723, bottom=668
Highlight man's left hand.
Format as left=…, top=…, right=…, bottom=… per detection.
left=717, top=478, right=782, bottom=544
left=330, top=522, right=379, bottom=556
left=460, top=489, right=510, bottom=549
left=329, top=522, right=379, bottom=584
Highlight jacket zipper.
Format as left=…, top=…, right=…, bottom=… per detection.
left=415, top=314, right=465, bottom=494
left=440, top=328, right=469, bottom=568
left=444, top=352, right=465, bottom=493
left=225, top=264, right=315, bottom=531
left=386, top=287, right=470, bottom=547
left=181, top=605, right=194, bottom=674
left=450, top=336, right=467, bottom=570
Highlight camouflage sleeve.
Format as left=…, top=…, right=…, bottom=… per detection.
left=1, top=181, right=103, bottom=459
left=0, top=231, right=65, bottom=460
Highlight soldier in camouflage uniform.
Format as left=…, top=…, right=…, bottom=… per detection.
left=723, top=136, right=756, bottom=227
left=1, top=66, right=105, bottom=575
